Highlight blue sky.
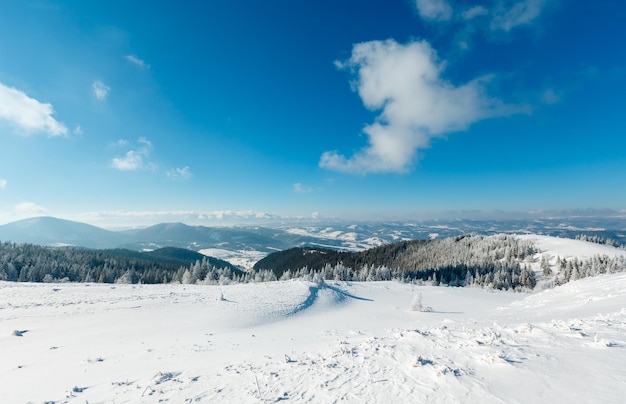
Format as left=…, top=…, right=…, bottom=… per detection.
left=0, top=0, right=625, bottom=227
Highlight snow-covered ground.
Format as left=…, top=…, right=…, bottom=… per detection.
left=518, top=233, right=626, bottom=262
left=1, top=275, right=625, bottom=403
left=2, top=235, right=626, bottom=403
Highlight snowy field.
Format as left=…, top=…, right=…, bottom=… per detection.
left=1, top=235, right=626, bottom=403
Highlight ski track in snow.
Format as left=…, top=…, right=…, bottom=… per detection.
left=2, top=236, right=626, bottom=403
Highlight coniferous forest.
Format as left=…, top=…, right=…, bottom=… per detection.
left=1, top=234, right=625, bottom=290
left=0, top=242, right=243, bottom=284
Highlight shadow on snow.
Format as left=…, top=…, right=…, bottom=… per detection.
left=287, top=281, right=373, bottom=317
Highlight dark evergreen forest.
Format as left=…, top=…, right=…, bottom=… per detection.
left=255, top=235, right=538, bottom=290
left=0, top=242, right=242, bottom=284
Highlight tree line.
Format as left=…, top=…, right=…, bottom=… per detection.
left=255, top=235, right=538, bottom=290
left=2, top=235, right=625, bottom=291
left=575, top=234, right=624, bottom=249
left=0, top=242, right=247, bottom=284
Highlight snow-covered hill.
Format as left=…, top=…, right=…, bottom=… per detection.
left=1, top=235, right=624, bottom=402
left=518, top=234, right=626, bottom=281
left=519, top=233, right=626, bottom=262
left=2, top=271, right=625, bottom=402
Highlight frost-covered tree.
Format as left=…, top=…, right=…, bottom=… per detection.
left=410, top=292, right=423, bottom=311
left=541, top=255, right=552, bottom=277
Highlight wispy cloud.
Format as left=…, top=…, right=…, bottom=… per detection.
left=462, top=6, right=489, bottom=20
left=166, top=166, right=192, bottom=180
left=0, top=179, right=7, bottom=189
left=541, top=88, right=560, bottom=104
left=137, top=136, right=152, bottom=148
left=293, top=182, right=313, bottom=193
left=415, top=0, right=453, bottom=21
left=0, top=82, right=68, bottom=136
left=92, top=80, right=110, bottom=100
left=321, top=39, right=524, bottom=174
left=413, top=1, right=550, bottom=33
left=110, top=136, right=157, bottom=171
left=125, top=54, right=149, bottom=69
left=71, top=209, right=282, bottom=228
left=491, top=0, right=547, bottom=31
left=15, top=201, right=48, bottom=214
left=110, top=139, right=128, bottom=148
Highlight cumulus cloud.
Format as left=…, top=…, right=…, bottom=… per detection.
left=0, top=179, right=7, bottom=189
left=293, top=182, right=313, bottom=193
left=125, top=54, right=149, bottom=69
left=0, top=82, right=68, bottom=136
left=321, top=39, right=522, bottom=174
left=110, top=137, right=156, bottom=171
left=92, top=80, right=110, bottom=100
left=415, top=0, right=453, bottom=21
left=111, top=151, right=144, bottom=171
left=166, top=166, right=192, bottom=180
left=15, top=201, right=48, bottom=214
left=491, top=0, right=546, bottom=31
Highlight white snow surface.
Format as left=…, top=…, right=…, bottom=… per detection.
left=2, top=273, right=626, bottom=403
left=2, top=235, right=626, bottom=402
left=517, top=234, right=626, bottom=261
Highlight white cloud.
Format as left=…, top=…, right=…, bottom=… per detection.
left=0, top=82, right=68, bottom=136
left=321, top=39, right=523, bottom=174
left=74, top=125, right=83, bottom=135
left=293, top=183, right=313, bottom=193
left=137, top=136, right=152, bottom=148
left=413, top=1, right=549, bottom=34
left=92, top=80, right=110, bottom=100
left=462, top=6, right=489, bottom=20
left=125, top=54, right=149, bottom=69
left=111, top=151, right=144, bottom=171
left=415, top=0, right=453, bottom=21
left=492, top=0, right=546, bottom=31
left=15, top=201, right=48, bottom=214
left=110, top=137, right=156, bottom=171
left=541, top=88, right=560, bottom=104
left=70, top=209, right=283, bottom=228
left=166, top=166, right=192, bottom=180
left=0, top=179, right=6, bottom=189
left=110, top=139, right=128, bottom=147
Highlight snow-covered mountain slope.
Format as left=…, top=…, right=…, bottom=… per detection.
left=2, top=273, right=625, bottom=403
left=517, top=234, right=626, bottom=276
left=3, top=216, right=625, bottom=271
left=518, top=233, right=626, bottom=260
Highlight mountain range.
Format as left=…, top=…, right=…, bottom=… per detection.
left=1, top=216, right=624, bottom=269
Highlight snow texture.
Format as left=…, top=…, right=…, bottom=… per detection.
left=1, top=236, right=625, bottom=402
